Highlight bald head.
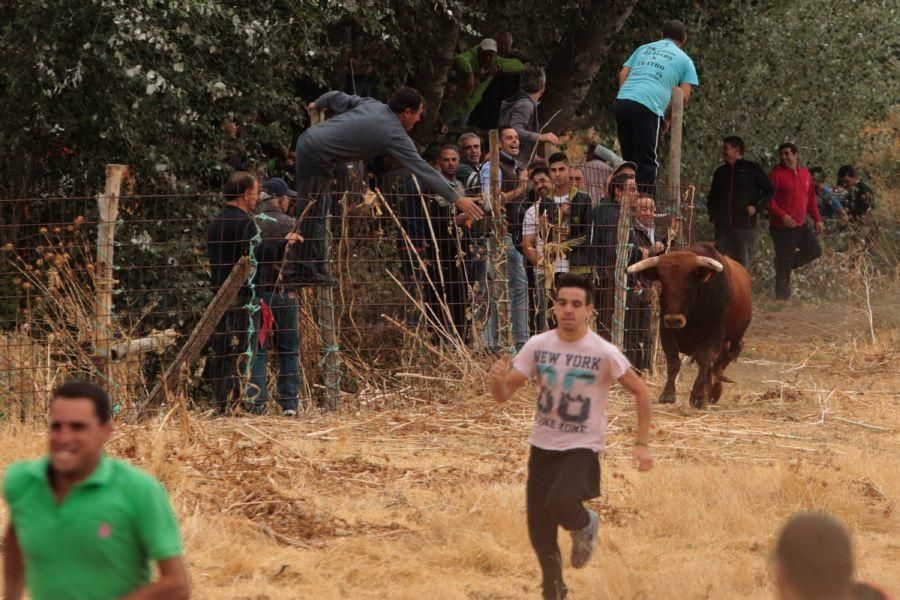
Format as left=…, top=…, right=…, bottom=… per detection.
left=774, top=513, right=854, bottom=600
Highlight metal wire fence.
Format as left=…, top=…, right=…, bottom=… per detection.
left=0, top=162, right=695, bottom=418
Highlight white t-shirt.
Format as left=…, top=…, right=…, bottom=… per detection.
left=512, top=329, right=631, bottom=452
left=522, top=196, right=571, bottom=274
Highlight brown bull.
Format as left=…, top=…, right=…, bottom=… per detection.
left=627, top=243, right=752, bottom=408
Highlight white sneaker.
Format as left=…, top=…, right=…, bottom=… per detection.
left=570, top=509, right=599, bottom=568
left=282, top=409, right=298, bottom=417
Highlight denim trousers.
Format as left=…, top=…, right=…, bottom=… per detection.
left=483, top=235, right=529, bottom=351
left=249, top=290, right=301, bottom=411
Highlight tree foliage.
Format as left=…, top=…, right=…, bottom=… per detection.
left=0, top=0, right=896, bottom=195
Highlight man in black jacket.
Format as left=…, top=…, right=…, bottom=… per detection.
left=207, top=172, right=301, bottom=413
left=706, top=136, right=774, bottom=269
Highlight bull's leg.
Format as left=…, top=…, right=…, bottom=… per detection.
left=659, top=330, right=681, bottom=404
left=689, top=348, right=717, bottom=409
left=710, top=338, right=744, bottom=404
left=709, top=348, right=729, bottom=404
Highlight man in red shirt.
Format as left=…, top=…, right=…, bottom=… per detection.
left=768, top=143, right=823, bottom=300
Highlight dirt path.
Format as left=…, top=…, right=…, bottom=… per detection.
left=1, top=294, right=897, bottom=599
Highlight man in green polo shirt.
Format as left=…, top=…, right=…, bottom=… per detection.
left=3, top=381, right=189, bottom=600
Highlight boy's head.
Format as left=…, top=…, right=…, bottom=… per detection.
left=553, top=274, right=594, bottom=332
left=548, top=152, right=570, bottom=189
left=773, top=513, right=854, bottom=600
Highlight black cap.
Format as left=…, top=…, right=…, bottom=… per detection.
left=261, top=177, right=297, bottom=198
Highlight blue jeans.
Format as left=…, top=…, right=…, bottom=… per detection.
left=484, top=235, right=529, bottom=351
left=250, top=290, right=301, bottom=412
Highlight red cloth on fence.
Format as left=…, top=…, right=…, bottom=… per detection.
left=258, top=299, right=274, bottom=348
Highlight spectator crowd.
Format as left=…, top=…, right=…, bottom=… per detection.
left=204, top=18, right=878, bottom=418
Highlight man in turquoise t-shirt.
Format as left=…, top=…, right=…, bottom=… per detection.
left=615, top=19, right=699, bottom=187
left=3, top=381, right=189, bottom=600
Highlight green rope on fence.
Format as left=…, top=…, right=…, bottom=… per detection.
left=238, top=212, right=277, bottom=407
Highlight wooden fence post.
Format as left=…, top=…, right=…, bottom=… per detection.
left=95, top=164, right=127, bottom=382
left=668, top=86, right=684, bottom=240
left=488, top=129, right=513, bottom=353
left=611, top=196, right=632, bottom=348
left=311, top=108, right=341, bottom=411
left=140, top=257, right=252, bottom=415
left=643, top=86, right=685, bottom=372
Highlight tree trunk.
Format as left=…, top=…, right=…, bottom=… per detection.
left=409, top=13, right=459, bottom=148
left=539, top=0, right=638, bottom=133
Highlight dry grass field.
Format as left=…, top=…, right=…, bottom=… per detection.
left=1, top=289, right=898, bottom=599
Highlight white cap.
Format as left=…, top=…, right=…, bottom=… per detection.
left=479, top=39, right=498, bottom=53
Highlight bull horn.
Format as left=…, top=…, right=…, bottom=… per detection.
left=695, top=256, right=724, bottom=272
left=627, top=256, right=660, bottom=274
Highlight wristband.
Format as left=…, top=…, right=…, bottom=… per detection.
left=634, top=441, right=648, bottom=448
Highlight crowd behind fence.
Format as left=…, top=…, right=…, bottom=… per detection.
left=0, top=159, right=695, bottom=417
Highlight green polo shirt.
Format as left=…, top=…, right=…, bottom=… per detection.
left=3, top=455, right=183, bottom=600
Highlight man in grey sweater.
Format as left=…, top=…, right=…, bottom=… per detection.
left=498, top=64, right=559, bottom=166
left=286, top=87, right=483, bottom=286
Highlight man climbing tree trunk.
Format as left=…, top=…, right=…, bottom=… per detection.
left=539, top=0, right=638, bottom=134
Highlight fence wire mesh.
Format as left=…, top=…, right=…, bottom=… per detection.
left=0, top=163, right=694, bottom=417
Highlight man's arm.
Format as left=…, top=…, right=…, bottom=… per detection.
left=312, top=91, right=364, bottom=114
left=489, top=356, right=528, bottom=402
left=755, top=163, right=776, bottom=212
left=766, top=171, right=788, bottom=221
left=390, top=132, right=482, bottom=222
left=523, top=233, right=540, bottom=266
left=496, top=56, right=524, bottom=74
left=120, top=557, right=190, bottom=600
left=616, top=369, right=654, bottom=471
left=706, top=168, right=722, bottom=215
left=617, top=66, right=631, bottom=88
left=3, top=526, right=25, bottom=600
left=678, top=83, right=693, bottom=106
left=806, top=173, right=823, bottom=232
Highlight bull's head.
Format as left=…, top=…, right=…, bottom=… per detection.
left=627, top=252, right=724, bottom=329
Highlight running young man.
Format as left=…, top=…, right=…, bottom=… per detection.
left=489, top=273, right=653, bottom=600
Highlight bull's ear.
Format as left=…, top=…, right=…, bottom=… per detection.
left=698, top=268, right=715, bottom=283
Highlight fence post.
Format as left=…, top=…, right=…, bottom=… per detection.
left=487, top=129, right=512, bottom=353
left=611, top=196, right=632, bottom=349
left=667, top=86, right=684, bottom=241
left=95, top=164, right=127, bottom=382
left=312, top=108, right=341, bottom=411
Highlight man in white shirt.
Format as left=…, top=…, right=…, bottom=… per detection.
left=489, top=274, right=653, bottom=600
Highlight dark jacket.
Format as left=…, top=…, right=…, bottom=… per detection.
left=589, top=200, right=644, bottom=279
left=559, top=189, right=595, bottom=269
left=256, top=199, right=297, bottom=288
left=456, top=162, right=481, bottom=196
left=707, top=158, right=775, bottom=229
left=499, top=91, right=540, bottom=164
left=846, top=181, right=875, bottom=218
left=206, top=204, right=286, bottom=292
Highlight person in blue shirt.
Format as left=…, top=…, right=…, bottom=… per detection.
left=615, top=19, right=699, bottom=187
left=809, top=166, right=847, bottom=220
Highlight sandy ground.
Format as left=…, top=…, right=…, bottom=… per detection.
left=1, top=292, right=898, bottom=599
